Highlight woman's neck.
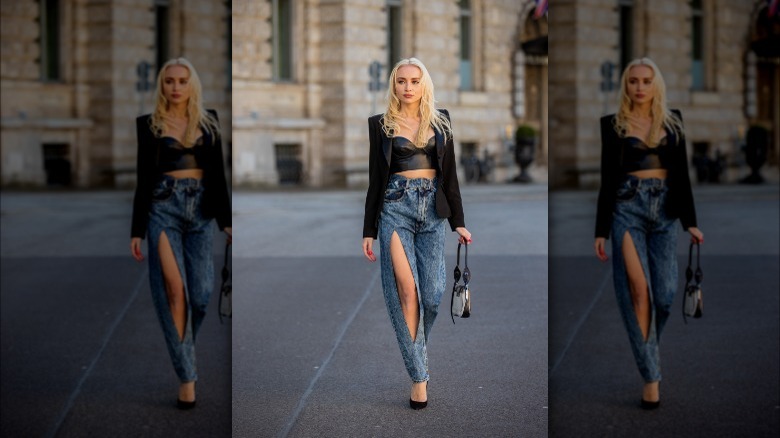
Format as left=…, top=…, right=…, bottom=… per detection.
left=167, top=103, right=188, bottom=119
left=631, top=102, right=652, bottom=119
left=399, top=102, right=420, bottom=119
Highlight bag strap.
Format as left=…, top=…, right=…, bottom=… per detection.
left=451, top=242, right=470, bottom=324
left=683, top=240, right=701, bottom=324
left=218, top=241, right=231, bottom=324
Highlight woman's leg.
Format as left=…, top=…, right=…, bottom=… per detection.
left=389, top=231, right=419, bottom=342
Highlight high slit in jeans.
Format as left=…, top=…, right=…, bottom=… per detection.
left=147, top=175, right=215, bottom=383
left=378, top=174, right=446, bottom=383
left=611, top=175, right=678, bottom=383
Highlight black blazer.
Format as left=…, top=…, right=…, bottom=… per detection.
left=131, top=109, right=231, bottom=238
left=595, top=109, right=697, bottom=239
left=363, top=109, right=465, bottom=239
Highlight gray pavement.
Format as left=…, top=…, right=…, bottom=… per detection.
left=231, top=183, right=549, bottom=437
left=549, top=183, right=780, bottom=437
left=1, top=191, right=231, bottom=437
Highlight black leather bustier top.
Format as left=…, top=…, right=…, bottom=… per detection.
left=621, top=135, right=671, bottom=173
left=158, top=136, right=205, bottom=173
left=389, top=136, right=436, bottom=173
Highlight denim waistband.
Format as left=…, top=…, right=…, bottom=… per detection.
left=388, top=173, right=437, bottom=189
left=621, top=174, right=667, bottom=190
left=156, top=174, right=203, bottom=189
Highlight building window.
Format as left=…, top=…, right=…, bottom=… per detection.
left=155, top=0, right=170, bottom=71
left=40, top=0, right=61, bottom=81
left=618, top=0, right=633, bottom=71
left=690, top=0, right=704, bottom=90
left=459, top=0, right=473, bottom=90
left=226, top=0, right=232, bottom=91
left=275, top=144, right=302, bottom=184
left=273, top=0, right=293, bottom=81
left=387, top=0, right=403, bottom=71
left=42, top=143, right=71, bottom=186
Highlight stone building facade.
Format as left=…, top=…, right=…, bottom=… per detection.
left=549, top=0, right=780, bottom=188
left=232, top=0, right=548, bottom=188
left=0, top=0, right=231, bottom=188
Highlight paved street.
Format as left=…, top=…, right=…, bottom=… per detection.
left=1, top=191, right=231, bottom=438
left=231, top=184, right=549, bottom=437
left=549, top=184, right=780, bottom=437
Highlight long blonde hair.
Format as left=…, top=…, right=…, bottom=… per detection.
left=614, top=57, right=684, bottom=146
left=382, top=58, right=452, bottom=147
left=149, top=57, right=220, bottom=146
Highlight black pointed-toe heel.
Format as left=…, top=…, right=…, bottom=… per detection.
left=640, top=399, right=660, bottom=410
left=177, top=398, right=196, bottom=410
left=409, top=398, right=427, bottom=410
left=409, top=381, right=428, bottom=410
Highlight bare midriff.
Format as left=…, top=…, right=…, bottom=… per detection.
left=394, top=169, right=436, bottom=180
left=628, top=169, right=667, bottom=179
left=164, top=169, right=204, bottom=179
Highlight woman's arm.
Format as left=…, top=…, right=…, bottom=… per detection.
left=439, top=109, right=465, bottom=231
left=208, top=110, right=232, bottom=232
left=363, top=115, right=383, bottom=239
left=131, top=116, right=154, bottom=239
left=595, top=115, right=618, bottom=239
left=672, top=110, right=697, bottom=232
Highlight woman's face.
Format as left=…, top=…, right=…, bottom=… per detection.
left=162, top=65, right=191, bottom=106
left=625, top=65, right=655, bottom=106
left=394, top=65, right=423, bottom=106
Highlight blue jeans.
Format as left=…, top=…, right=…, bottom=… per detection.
left=611, top=175, right=678, bottom=383
left=378, top=174, right=446, bottom=383
left=147, top=176, right=215, bottom=383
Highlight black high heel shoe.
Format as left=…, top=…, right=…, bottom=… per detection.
left=409, top=381, right=428, bottom=410
left=640, top=398, right=660, bottom=410
left=177, top=398, right=196, bottom=410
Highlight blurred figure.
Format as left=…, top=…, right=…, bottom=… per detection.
left=130, top=58, right=232, bottom=409
left=593, top=58, right=704, bottom=409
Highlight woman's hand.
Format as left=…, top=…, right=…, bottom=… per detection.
left=362, top=237, right=376, bottom=262
left=688, top=227, right=703, bottom=244
left=131, top=237, right=144, bottom=262
left=224, top=227, right=232, bottom=245
left=594, top=237, right=608, bottom=262
left=455, top=227, right=472, bottom=245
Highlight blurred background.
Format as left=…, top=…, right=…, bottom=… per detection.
left=549, top=0, right=780, bottom=188
left=0, top=0, right=232, bottom=189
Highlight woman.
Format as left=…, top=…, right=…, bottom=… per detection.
left=362, top=58, right=472, bottom=410
left=130, top=58, right=231, bottom=409
left=594, top=57, right=704, bottom=409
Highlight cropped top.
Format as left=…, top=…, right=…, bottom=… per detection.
left=158, top=136, right=205, bottom=172
left=389, top=135, right=436, bottom=173
left=621, top=136, right=671, bottom=173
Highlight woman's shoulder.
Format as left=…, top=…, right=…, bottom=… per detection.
left=600, top=113, right=616, bottom=124
left=206, top=109, right=219, bottom=120
left=368, top=113, right=383, bottom=123
left=137, top=114, right=152, bottom=123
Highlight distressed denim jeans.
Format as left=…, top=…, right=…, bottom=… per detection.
left=378, top=174, right=446, bottom=383
left=611, top=175, right=678, bottom=383
left=147, top=176, right=215, bottom=383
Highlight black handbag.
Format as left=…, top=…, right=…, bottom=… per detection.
left=682, top=240, right=703, bottom=323
left=218, top=241, right=232, bottom=324
left=450, top=242, right=471, bottom=323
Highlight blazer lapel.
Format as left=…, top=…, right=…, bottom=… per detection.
left=435, top=128, right=445, bottom=169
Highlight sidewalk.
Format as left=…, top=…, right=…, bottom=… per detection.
left=549, top=183, right=780, bottom=437
left=0, top=191, right=231, bottom=437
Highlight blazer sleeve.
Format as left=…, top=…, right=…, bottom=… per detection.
left=363, top=115, right=383, bottom=238
left=439, top=109, right=465, bottom=231
left=672, top=110, right=697, bottom=230
left=595, top=115, right=618, bottom=239
left=207, top=110, right=232, bottom=231
left=131, top=115, right=154, bottom=239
